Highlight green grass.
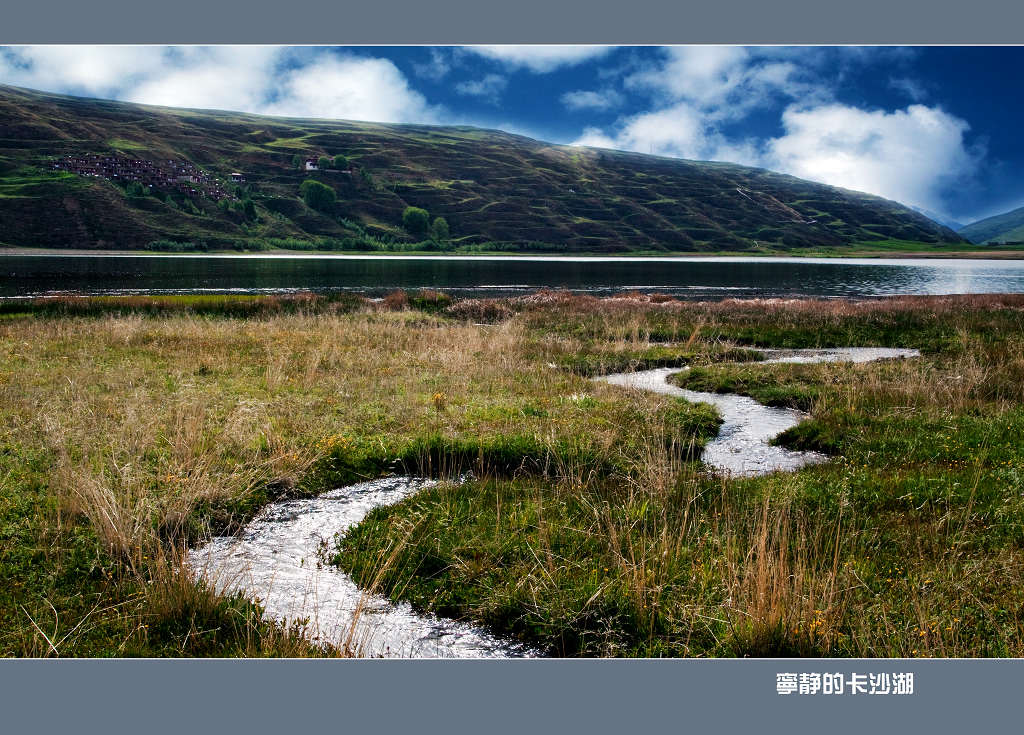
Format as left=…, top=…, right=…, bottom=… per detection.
left=0, top=293, right=704, bottom=655
left=332, top=292, right=1024, bottom=657
left=670, top=363, right=822, bottom=411
left=107, top=138, right=148, bottom=152
left=4, top=292, right=1024, bottom=657
left=960, top=205, right=1024, bottom=245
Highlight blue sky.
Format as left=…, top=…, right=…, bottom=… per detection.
left=0, top=45, right=1020, bottom=224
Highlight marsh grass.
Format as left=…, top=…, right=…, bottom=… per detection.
left=0, top=298, right=689, bottom=655
left=336, top=292, right=1024, bottom=657
left=4, top=291, right=1024, bottom=656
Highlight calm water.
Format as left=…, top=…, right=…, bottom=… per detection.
left=3, top=253, right=1024, bottom=299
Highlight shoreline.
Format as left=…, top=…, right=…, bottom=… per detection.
left=3, top=246, right=1024, bottom=261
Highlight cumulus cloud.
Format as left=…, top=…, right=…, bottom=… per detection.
left=264, top=55, right=441, bottom=123
left=0, top=45, right=442, bottom=124
left=561, top=88, right=625, bottom=112
left=0, top=46, right=170, bottom=98
left=624, top=46, right=819, bottom=118
left=570, top=47, right=823, bottom=161
left=573, top=102, right=762, bottom=165
left=570, top=46, right=976, bottom=213
left=466, top=45, right=613, bottom=73
left=765, top=103, right=977, bottom=211
left=575, top=103, right=705, bottom=158
left=627, top=46, right=748, bottom=102
left=123, top=47, right=281, bottom=112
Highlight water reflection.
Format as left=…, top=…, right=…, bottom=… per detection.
left=2, top=254, right=1024, bottom=299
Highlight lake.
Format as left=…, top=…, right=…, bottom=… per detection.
left=3, top=253, right=1024, bottom=299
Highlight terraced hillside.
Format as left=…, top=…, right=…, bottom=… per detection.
left=0, top=85, right=966, bottom=252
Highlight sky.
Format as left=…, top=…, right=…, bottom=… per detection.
left=0, top=45, right=1020, bottom=225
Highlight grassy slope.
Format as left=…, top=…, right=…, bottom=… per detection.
left=960, top=205, right=1024, bottom=244
left=0, top=84, right=966, bottom=254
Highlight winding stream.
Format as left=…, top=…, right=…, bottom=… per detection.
left=187, top=476, right=537, bottom=658
left=596, top=347, right=919, bottom=476
left=187, top=346, right=918, bottom=656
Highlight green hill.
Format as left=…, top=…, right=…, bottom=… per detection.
left=0, top=84, right=967, bottom=253
left=959, top=205, right=1024, bottom=244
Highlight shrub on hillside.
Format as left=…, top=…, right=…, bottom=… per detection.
left=299, top=179, right=336, bottom=212
left=430, top=216, right=450, bottom=242
left=402, top=206, right=430, bottom=237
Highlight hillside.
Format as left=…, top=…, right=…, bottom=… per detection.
left=0, top=85, right=966, bottom=253
left=959, top=205, right=1024, bottom=244
left=910, top=205, right=965, bottom=232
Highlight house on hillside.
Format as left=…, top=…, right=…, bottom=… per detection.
left=230, top=172, right=246, bottom=183
left=304, top=158, right=319, bottom=171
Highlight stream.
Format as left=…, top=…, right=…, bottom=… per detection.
left=595, top=347, right=919, bottom=476
left=187, top=476, right=537, bottom=658
left=187, top=346, right=918, bottom=656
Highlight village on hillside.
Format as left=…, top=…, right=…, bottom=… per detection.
left=53, top=154, right=241, bottom=200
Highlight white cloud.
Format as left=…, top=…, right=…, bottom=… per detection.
left=264, top=56, right=441, bottom=124
left=466, top=45, right=613, bottom=73
left=575, top=103, right=705, bottom=158
left=572, top=102, right=762, bottom=165
left=627, top=46, right=748, bottom=103
left=123, top=47, right=280, bottom=112
left=413, top=48, right=451, bottom=81
left=570, top=47, right=974, bottom=213
left=561, top=88, right=624, bottom=112
left=570, top=46, right=824, bottom=162
left=454, top=74, right=508, bottom=103
left=765, top=103, right=977, bottom=212
left=0, top=46, right=170, bottom=97
left=0, top=46, right=443, bottom=125
left=889, top=76, right=928, bottom=102
left=625, top=46, right=817, bottom=119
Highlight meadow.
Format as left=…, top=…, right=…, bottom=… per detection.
left=1, top=291, right=1023, bottom=656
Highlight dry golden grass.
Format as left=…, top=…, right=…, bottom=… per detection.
left=0, top=306, right=669, bottom=655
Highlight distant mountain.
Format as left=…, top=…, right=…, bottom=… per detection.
left=909, top=206, right=965, bottom=233
left=0, top=85, right=967, bottom=253
left=959, top=205, right=1024, bottom=244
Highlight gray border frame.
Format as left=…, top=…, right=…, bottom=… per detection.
left=2, top=2, right=1023, bottom=734
left=1, top=659, right=1021, bottom=733
left=2, top=0, right=1024, bottom=43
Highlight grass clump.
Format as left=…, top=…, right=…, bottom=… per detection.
left=670, top=363, right=823, bottom=411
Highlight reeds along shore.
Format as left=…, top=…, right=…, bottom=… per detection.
left=1, top=291, right=1023, bottom=656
